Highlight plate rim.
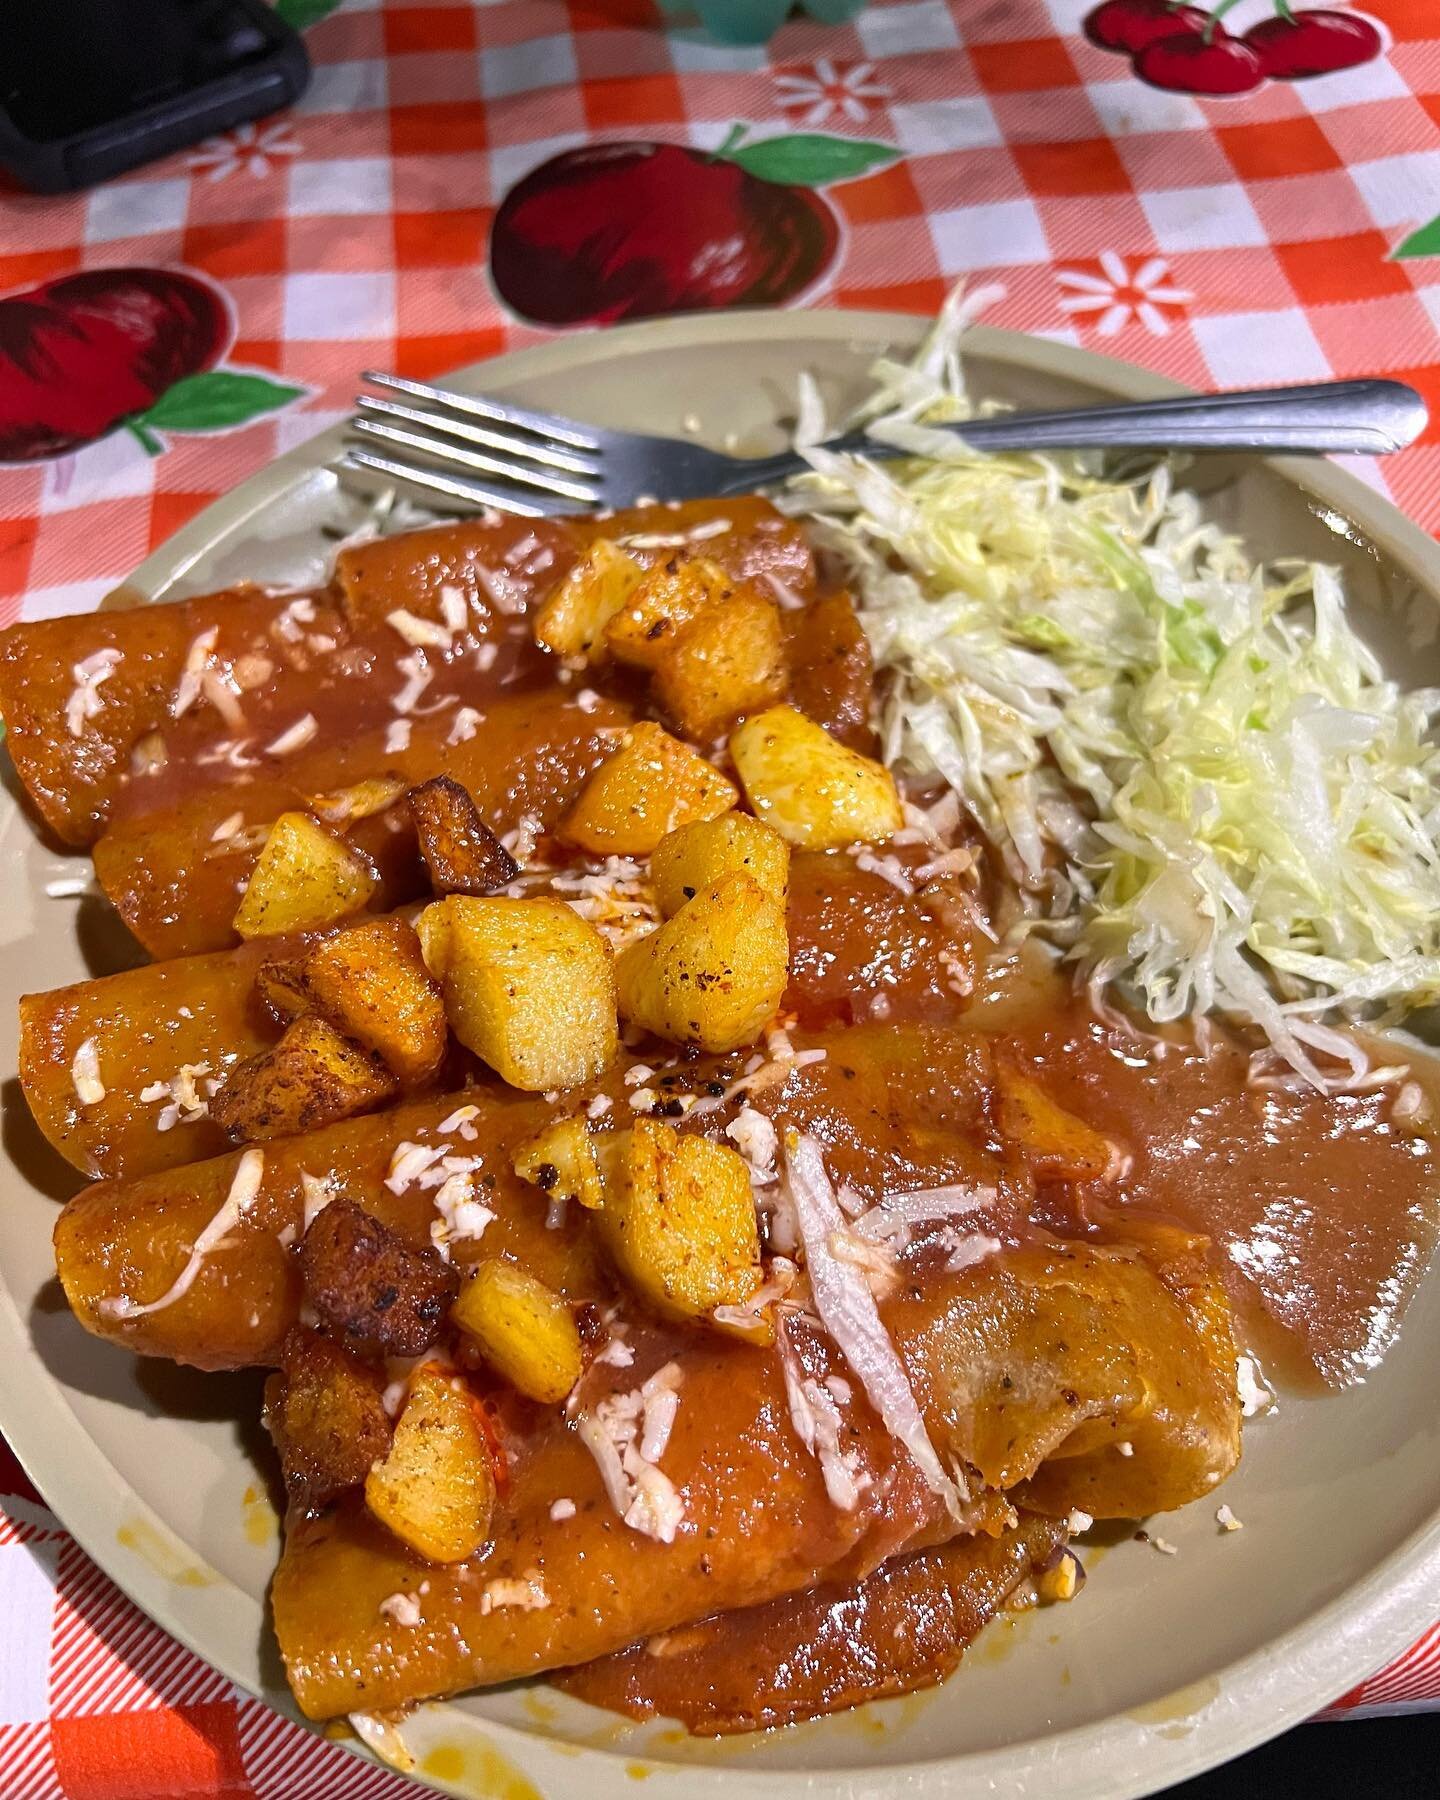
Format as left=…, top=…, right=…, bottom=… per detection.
left=5, top=305, right=1439, bottom=1800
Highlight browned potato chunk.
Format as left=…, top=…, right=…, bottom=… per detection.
left=233, top=811, right=379, bottom=939
left=408, top=775, right=519, bottom=898
left=210, top=1015, right=398, bottom=1143
left=595, top=1120, right=761, bottom=1320
left=533, top=538, right=644, bottom=662
left=300, top=916, right=448, bottom=1088
left=650, top=812, right=789, bottom=918
left=300, top=1197, right=458, bottom=1358
left=254, top=956, right=309, bottom=1026
left=994, top=1063, right=1124, bottom=1182
left=729, top=704, right=903, bottom=849
left=653, top=591, right=788, bottom=741
left=513, top=1116, right=604, bottom=1209
left=417, top=895, right=617, bottom=1091
left=558, top=721, right=737, bottom=857
left=603, top=556, right=735, bottom=670
left=365, top=1365, right=496, bottom=1563
left=451, top=1259, right=582, bottom=1404
left=264, top=1326, right=392, bottom=1510
left=615, top=871, right=787, bottom=1052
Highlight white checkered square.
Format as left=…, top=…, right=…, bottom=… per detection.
left=0, top=1540, right=60, bottom=1725
left=40, top=432, right=157, bottom=515
left=83, top=179, right=190, bottom=245
left=856, top=0, right=961, bottom=59
left=667, top=30, right=770, bottom=74
left=282, top=270, right=396, bottom=341
left=930, top=198, right=1048, bottom=271
left=22, top=579, right=128, bottom=622
left=288, top=156, right=393, bottom=217
left=1192, top=308, right=1332, bottom=385
left=1348, top=151, right=1440, bottom=228
left=1140, top=182, right=1268, bottom=251
left=1085, top=79, right=1207, bottom=138
left=480, top=34, right=578, bottom=99
left=891, top=95, right=1002, bottom=155
left=1297, top=57, right=1414, bottom=113
left=1417, top=285, right=1440, bottom=336
left=301, top=57, right=389, bottom=115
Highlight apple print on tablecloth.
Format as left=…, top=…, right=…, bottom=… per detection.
left=489, top=127, right=897, bottom=329
left=1084, top=2, right=1383, bottom=97
left=0, top=267, right=305, bottom=463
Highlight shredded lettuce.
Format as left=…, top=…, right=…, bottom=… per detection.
left=787, top=286, right=1440, bottom=1088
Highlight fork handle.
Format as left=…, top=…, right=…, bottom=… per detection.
left=716, top=378, right=1426, bottom=493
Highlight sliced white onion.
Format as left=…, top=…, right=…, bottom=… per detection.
left=784, top=1133, right=964, bottom=1520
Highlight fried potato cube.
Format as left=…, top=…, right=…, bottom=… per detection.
left=615, top=871, right=787, bottom=1052
left=408, top=775, right=520, bottom=898
left=513, top=1116, right=604, bottom=1209
left=650, top=812, right=790, bottom=918
left=365, top=1365, right=496, bottom=1564
left=994, top=1064, right=1125, bottom=1183
left=595, top=1119, right=761, bottom=1320
left=653, top=591, right=789, bottom=742
left=558, top=721, right=737, bottom=857
left=533, top=538, right=644, bottom=662
left=300, top=916, right=448, bottom=1088
left=210, top=1015, right=399, bottom=1143
left=603, top=556, right=735, bottom=670
left=729, top=704, right=903, bottom=849
left=233, top=811, right=379, bottom=939
left=416, top=895, right=617, bottom=1091
left=451, top=1259, right=582, bottom=1404
left=300, top=1197, right=458, bottom=1358
left=264, top=1326, right=392, bottom=1511
left=254, top=956, right=309, bottom=1026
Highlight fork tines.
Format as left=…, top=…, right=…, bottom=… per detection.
left=349, top=371, right=603, bottom=513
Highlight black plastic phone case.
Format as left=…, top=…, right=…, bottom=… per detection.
left=0, top=0, right=310, bottom=194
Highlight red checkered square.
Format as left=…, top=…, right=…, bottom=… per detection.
left=50, top=1704, right=249, bottom=1800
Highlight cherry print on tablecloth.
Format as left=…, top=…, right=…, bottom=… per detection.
left=489, top=126, right=897, bottom=328
left=0, top=267, right=305, bottom=463
left=1083, top=1, right=1383, bottom=96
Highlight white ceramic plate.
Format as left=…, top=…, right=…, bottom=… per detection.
left=3, top=311, right=1438, bottom=1800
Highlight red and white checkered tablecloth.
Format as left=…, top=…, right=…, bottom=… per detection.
left=1, top=1, right=1438, bottom=1792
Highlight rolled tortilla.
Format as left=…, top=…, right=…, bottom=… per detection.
left=91, top=691, right=631, bottom=958
left=273, top=1241, right=1237, bottom=1719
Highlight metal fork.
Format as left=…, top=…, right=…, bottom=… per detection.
left=346, top=370, right=1427, bottom=518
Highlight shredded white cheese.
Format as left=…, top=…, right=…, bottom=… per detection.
left=378, top=1590, right=423, bottom=1628
left=575, top=1367, right=686, bottom=1544
left=65, top=648, right=123, bottom=736
left=264, top=714, right=318, bottom=756
left=385, top=718, right=411, bottom=754
left=299, top=1170, right=337, bottom=1232
left=99, top=1147, right=264, bottom=1320
left=71, top=1037, right=105, bottom=1107
left=1236, top=1353, right=1276, bottom=1418
left=437, top=1104, right=481, bottom=1140
left=479, top=1570, right=550, bottom=1615
left=1216, top=1504, right=1244, bottom=1533
left=139, top=1062, right=213, bottom=1132
left=725, top=1105, right=779, bottom=1187
left=387, top=608, right=453, bottom=651
left=448, top=705, right=484, bottom=746
left=549, top=1497, right=577, bottom=1522
left=430, top=1169, right=495, bottom=1260
left=392, top=651, right=433, bottom=715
